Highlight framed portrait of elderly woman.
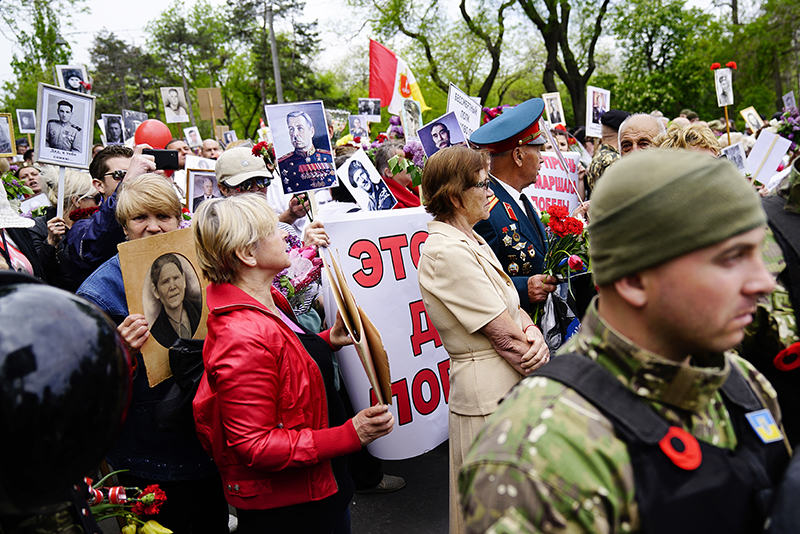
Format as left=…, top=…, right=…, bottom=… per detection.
left=119, top=228, right=210, bottom=387
left=0, top=113, right=16, bottom=158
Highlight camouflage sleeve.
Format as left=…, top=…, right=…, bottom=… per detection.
left=459, top=377, right=638, bottom=534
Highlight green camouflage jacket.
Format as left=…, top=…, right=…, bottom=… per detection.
left=459, top=301, right=787, bottom=534
left=586, top=143, right=619, bottom=191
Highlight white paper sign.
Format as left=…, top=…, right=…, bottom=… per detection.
left=522, top=151, right=581, bottom=215
left=747, top=130, right=791, bottom=185
left=446, top=83, right=481, bottom=140
left=322, top=208, right=450, bottom=460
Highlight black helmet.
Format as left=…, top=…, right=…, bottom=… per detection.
left=0, top=272, right=131, bottom=516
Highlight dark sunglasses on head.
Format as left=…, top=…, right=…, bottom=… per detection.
left=223, top=176, right=272, bottom=193
left=103, top=169, right=127, bottom=181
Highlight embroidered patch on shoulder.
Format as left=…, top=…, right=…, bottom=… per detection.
left=745, top=409, right=784, bottom=443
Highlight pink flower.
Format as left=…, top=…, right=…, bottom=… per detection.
left=568, top=255, right=584, bottom=271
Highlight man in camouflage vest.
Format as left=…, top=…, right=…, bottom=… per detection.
left=459, top=150, right=791, bottom=534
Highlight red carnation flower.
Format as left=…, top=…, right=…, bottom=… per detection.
left=564, top=217, right=584, bottom=235
left=550, top=218, right=567, bottom=237
left=709, top=62, right=721, bottom=70
left=546, top=205, right=568, bottom=220
left=726, top=61, right=737, bottom=70
left=132, top=485, right=167, bottom=517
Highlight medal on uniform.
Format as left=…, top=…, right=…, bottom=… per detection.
left=519, top=250, right=526, bottom=260
left=508, top=262, right=519, bottom=275
left=503, top=235, right=512, bottom=246
left=522, top=262, right=531, bottom=274
left=527, top=245, right=536, bottom=258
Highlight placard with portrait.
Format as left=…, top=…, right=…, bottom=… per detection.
left=119, top=228, right=209, bottom=387
left=34, top=83, right=96, bottom=169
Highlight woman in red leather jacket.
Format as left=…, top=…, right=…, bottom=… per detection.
left=192, top=194, right=394, bottom=534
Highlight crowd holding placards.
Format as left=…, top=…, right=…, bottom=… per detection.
left=2, top=62, right=800, bottom=534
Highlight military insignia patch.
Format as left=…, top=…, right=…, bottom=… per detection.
left=745, top=409, right=784, bottom=443
left=503, top=202, right=517, bottom=221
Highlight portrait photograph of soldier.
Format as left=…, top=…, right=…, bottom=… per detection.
left=0, top=114, right=15, bottom=156
left=721, top=142, right=749, bottom=175
left=122, top=109, right=147, bottom=141
left=34, top=83, right=95, bottom=169
left=335, top=149, right=397, bottom=211
left=358, top=98, right=382, bottom=122
left=16, top=109, right=36, bottom=134
left=265, top=100, right=337, bottom=194
left=222, top=130, right=237, bottom=146
left=418, top=111, right=466, bottom=159
left=142, top=253, right=203, bottom=349
left=161, top=86, right=189, bottom=123
left=740, top=105, right=764, bottom=133
left=55, top=64, right=90, bottom=94
left=715, top=67, right=734, bottom=107
left=102, top=114, right=124, bottom=145
left=349, top=115, right=369, bottom=139
left=184, top=126, right=202, bottom=148
left=542, top=92, right=565, bottom=126
left=401, top=98, right=423, bottom=141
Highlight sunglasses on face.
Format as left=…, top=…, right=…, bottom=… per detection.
left=78, top=192, right=102, bottom=204
left=103, top=170, right=127, bottom=181
left=223, top=176, right=272, bottom=193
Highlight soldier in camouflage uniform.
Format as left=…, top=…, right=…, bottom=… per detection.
left=585, top=110, right=629, bottom=191
left=740, top=157, right=800, bottom=447
left=460, top=150, right=791, bottom=534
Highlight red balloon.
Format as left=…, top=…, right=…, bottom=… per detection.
left=134, top=119, right=173, bottom=149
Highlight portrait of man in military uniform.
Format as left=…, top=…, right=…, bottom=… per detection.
left=266, top=101, right=337, bottom=194
left=46, top=100, right=82, bottom=152
left=35, top=83, right=94, bottom=169
left=122, top=109, right=147, bottom=142
left=0, top=115, right=14, bottom=156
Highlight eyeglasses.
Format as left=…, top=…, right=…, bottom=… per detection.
left=473, top=179, right=492, bottom=190
left=223, top=176, right=272, bottom=193
left=77, top=192, right=102, bottom=204
left=103, top=170, right=127, bottom=181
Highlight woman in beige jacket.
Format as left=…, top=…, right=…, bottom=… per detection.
left=417, top=145, right=550, bottom=534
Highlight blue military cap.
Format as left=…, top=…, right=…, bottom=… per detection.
left=470, top=98, right=546, bottom=153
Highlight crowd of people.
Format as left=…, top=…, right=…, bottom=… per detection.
left=1, top=89, right=799, bottom=534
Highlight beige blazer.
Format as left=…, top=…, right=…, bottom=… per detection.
left=418, top=220, right=525, bottom=416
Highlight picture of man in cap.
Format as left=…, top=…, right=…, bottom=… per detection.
left=470, top=97, right=558, bottom=317
left=460, top=150, right=789, bottom=534
left=586, top=109, right=630, bottom=191
left=46, top=100, right=82, bottom=152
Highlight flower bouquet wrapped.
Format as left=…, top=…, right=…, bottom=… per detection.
left=272, top=232, right=323, bottom=314
left=85, top=471, right=172, bottom=533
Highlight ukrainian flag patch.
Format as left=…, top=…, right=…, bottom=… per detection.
left=745, top=409, right=784, bottom=443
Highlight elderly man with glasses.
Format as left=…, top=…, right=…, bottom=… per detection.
left=64, top=144, right=156, bottom=285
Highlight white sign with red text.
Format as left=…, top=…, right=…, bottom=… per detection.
left=522, top=151, right=581, bottom=215
left=322, top=207, right=450, bottom=460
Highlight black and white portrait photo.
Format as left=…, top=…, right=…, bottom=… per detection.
left=34, top=83, right=95, bottom=169
left=783, top=91, right=796, bottom=111
left=721, top=142, right=748, bottom=176
left=715, top=68, right=734, bottom=107
left=190, top=172, right=222, bottom=212
left=222, top=130, right=238, bottom=146
left=336, top=149, right=397, bottom=211
left=16, top=109, right=36, bottom=134
left=358, top=98, right=382, bottom=122
left=102, top=114, right=124, bottom=145
left=418, top=111, right=466, bottom=159
left=122, top=109, right=148, bottom=142
left=349, top=115, right=369, bottom=139
left=401, top=98, right=422, bottom=141
left=184, top=126, right=202, bottom=148
left=740, top=106, right=763, bottom=133
left=265, top=100, right=337, bottom=194
left=543, top=92, right=565, bottom=126
left=585, top=86, right=610, bottom=138
left=0, top=114, right=15, bottom=157
left=161, top=87, right=190, bottom=123
left=142, top=253, right=203, bottom=349
left=55, top=65, right=90, bottom=94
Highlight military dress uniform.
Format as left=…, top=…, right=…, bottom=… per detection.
left=46, top=120, right=82, bottom=152
left=459, top=302, right=791, bottom=534
left=278, top=146, right=336, bottom=192
left=470, top=98, right=550, bottom=314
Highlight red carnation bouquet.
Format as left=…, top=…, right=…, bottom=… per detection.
left=539, top=204, right=590, bottom=281
left=86, top=471, right=171, bottom=533
left=252, top=141, right=277, bottom=171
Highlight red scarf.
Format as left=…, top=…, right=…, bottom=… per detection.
left=385, top=177, right=421, bottom=209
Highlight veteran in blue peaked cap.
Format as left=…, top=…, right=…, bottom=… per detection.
left=470, top=98, right=558, bottom=320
